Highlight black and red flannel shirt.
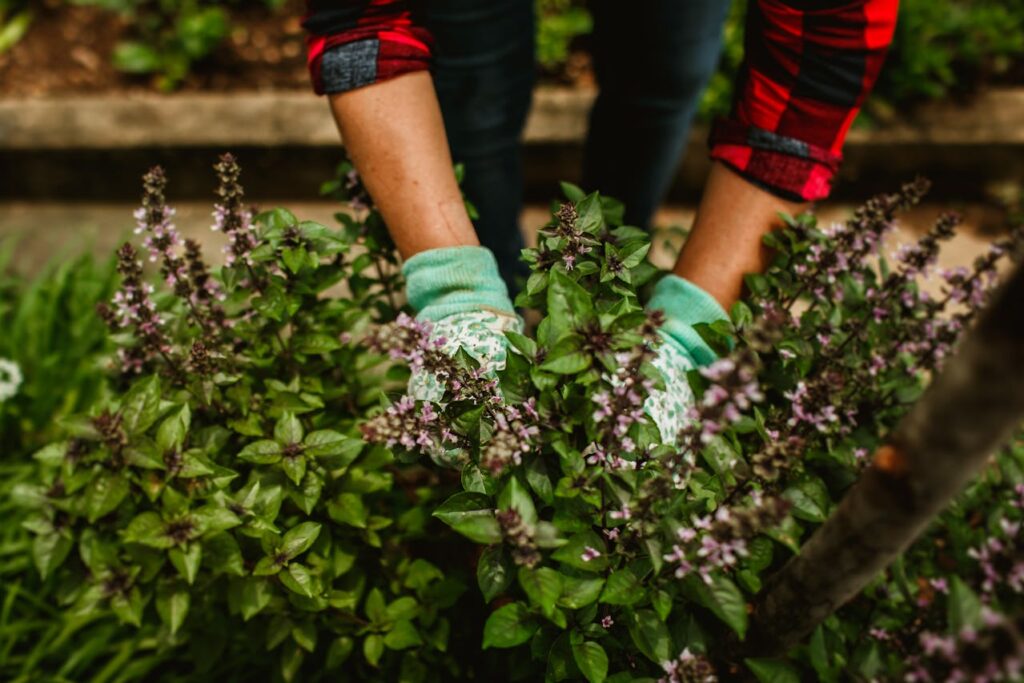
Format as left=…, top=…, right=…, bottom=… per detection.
left=302, top=0, right=899, bottom=202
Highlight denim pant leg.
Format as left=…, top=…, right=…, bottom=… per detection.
left=416, top=0, right=535, bottom=292
left=583, top=0, right=731, bottom=228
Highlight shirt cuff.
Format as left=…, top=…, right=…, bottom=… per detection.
left=307, top=30, right=432, bottom=96
left=402, top=246, right=516, bottom=322
left=647, top=274, right=728, bottom=368
left=708, top=119, right=843, bottom=202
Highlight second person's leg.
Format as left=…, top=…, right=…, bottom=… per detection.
left=583, top=0, right=731, bottom=228
left=416, top=0, right=536, bottom=291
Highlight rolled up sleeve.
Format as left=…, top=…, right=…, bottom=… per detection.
left=303, top=0, right=433, bottom=96
left=709, top=0, right=899, bottom=201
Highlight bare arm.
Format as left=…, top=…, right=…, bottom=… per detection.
left=672, top=162, right=805, bottom=309
left=328, top=71, right=478, bottom=259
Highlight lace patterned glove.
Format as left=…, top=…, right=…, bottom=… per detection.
left=644, top=275, right=729, bottom=444
left=402, top=246, right=522, bottom=402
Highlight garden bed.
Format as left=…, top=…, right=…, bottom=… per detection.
left=0, top=0, right=310, bottom=95
left=2, top=87, right=1023, bottom=202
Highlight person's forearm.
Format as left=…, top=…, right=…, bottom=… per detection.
left=672, top=162, right=805, bottom=309
left=328, top=71, right=478, bottom=259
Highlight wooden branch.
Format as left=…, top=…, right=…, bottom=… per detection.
left=745, top=260, right=1024, bottom=655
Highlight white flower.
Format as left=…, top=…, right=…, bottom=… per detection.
left=0, top=358, right=23, bottom=403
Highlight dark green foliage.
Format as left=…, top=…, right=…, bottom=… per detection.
left=3, top=162, right=1023, bottom=682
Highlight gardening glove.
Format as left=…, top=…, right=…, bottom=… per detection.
left=645, top=274, right=729, bottom=444
left=403, top=246, right=522, bottom=402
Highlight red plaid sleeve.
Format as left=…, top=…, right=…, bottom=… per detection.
left=302, top=0, right=432, bottom=96
left=710, top=0, right=899, bottom=201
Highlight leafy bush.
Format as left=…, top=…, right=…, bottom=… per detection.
left=0, top=244, right=118, bottom=460
left=7, top=156, right=1024, bottom=681
left=361, top=178, right=1024, bottom=681
left=66, top=0, right=282, bottom=90
left=6, top=156, right=486, bottom=681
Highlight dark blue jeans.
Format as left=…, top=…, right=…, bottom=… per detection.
left=417, top=0, right=731, bottom=289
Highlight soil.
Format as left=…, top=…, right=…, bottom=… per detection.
left=0, top=0, right=311, bottom=95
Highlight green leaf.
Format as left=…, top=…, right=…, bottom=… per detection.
left=279, top=563, right=317, bottom=598
left=84, top=471, right=130, bottom=522
left=451, top=515, right=502, bottom=544
left=498, top=477, right=537, bottom=527
left=239, top=440, right=284, bottom=464
left=546, top=269, right=594, bottom=342
left=477, top=546, right=513, bottom=603
left=327, top=493, right=368, bottom=528
left=280, top=522, right=322, bottom=559
left=560, top=181, right=586, bottom=203
left=204, top=532, right=245, bottom=576
left=281, top=454, right=307, bottom=485
left=620, top=242, right=651, bottom=269
left=948, top=576, right=982, bottom=632
left=558, top=575, right=605, bottom=609
left=600, top=569, right=644, bottom=606
left=120, top=375, right=161, bottom=433
left=275, top=412, right=304, bottom=445
left=169, top=543, right=202, bottom=584
left=626, top=609, right=672, bottom=664
left=525, top=456, right=554, bottom=505
left=110, top=586, right=144, bottom=627
left=326, top=637, right=354, bottom=669
left=518, top=567, right=563, bottom=618
left=123, top=511, right=173, bottom=548
left=482, top=602, right=538, bottom=649
left=682, top=574, right=748, bottom=638
left=156, top=405, right=191, bottom=451
left=363, top=634, right=384, bottom=667
left=292, top=620, right=318, bottom=652
left=575, top=192, right=604, bottom=234
left=384, top=620, right=423, bottom=650
left=541, top=350, right=592, bottom=374
left=433, top=491, right=497, bottom=537
left=0, top=11, right=31, bottom=54
left=505, top=330, right=538, bottom=358
left=552, top=531, right=607, bottom=572
left=239, top=577, right=273, bottom=621
left=156, top=581, right=190, bottom=635
left=386, top=597, right=419, bottom=621
left=745, top=658, right=801, bottom=683
left=192, top=505, right=242, bottom=536
left=364, top=587, right=387, bottom=623
left=304, top=430, right=363, bottom=464
left=572, top=640, right=609, bottom=683
left=294, top=333, right=341, bottom=354
left=282, top=247, right=308, bottom=274
left=32, top=531, right=72, bottom=580
left=280, top=642, right=305, bottom=682
left=783, top=477, right=830, bottom=523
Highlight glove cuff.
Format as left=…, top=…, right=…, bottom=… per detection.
left=648, top=274, right=729, bottom=367
left=402, top=246, right=516, bottom=322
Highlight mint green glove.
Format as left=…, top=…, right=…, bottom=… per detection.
left=645, top=275, right=729, bottom=444
left=402, top=246, right=522, bottom=401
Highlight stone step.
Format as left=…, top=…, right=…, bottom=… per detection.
left=1, top=88, right=1022, bottom=201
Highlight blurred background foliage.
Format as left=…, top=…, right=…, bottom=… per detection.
left=1, top=0, right=1020, bottom=105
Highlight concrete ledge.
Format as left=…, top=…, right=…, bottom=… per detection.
left=3, top=87, right=1023, bottom=149
left=3, top=88, right=1022, bottom=202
